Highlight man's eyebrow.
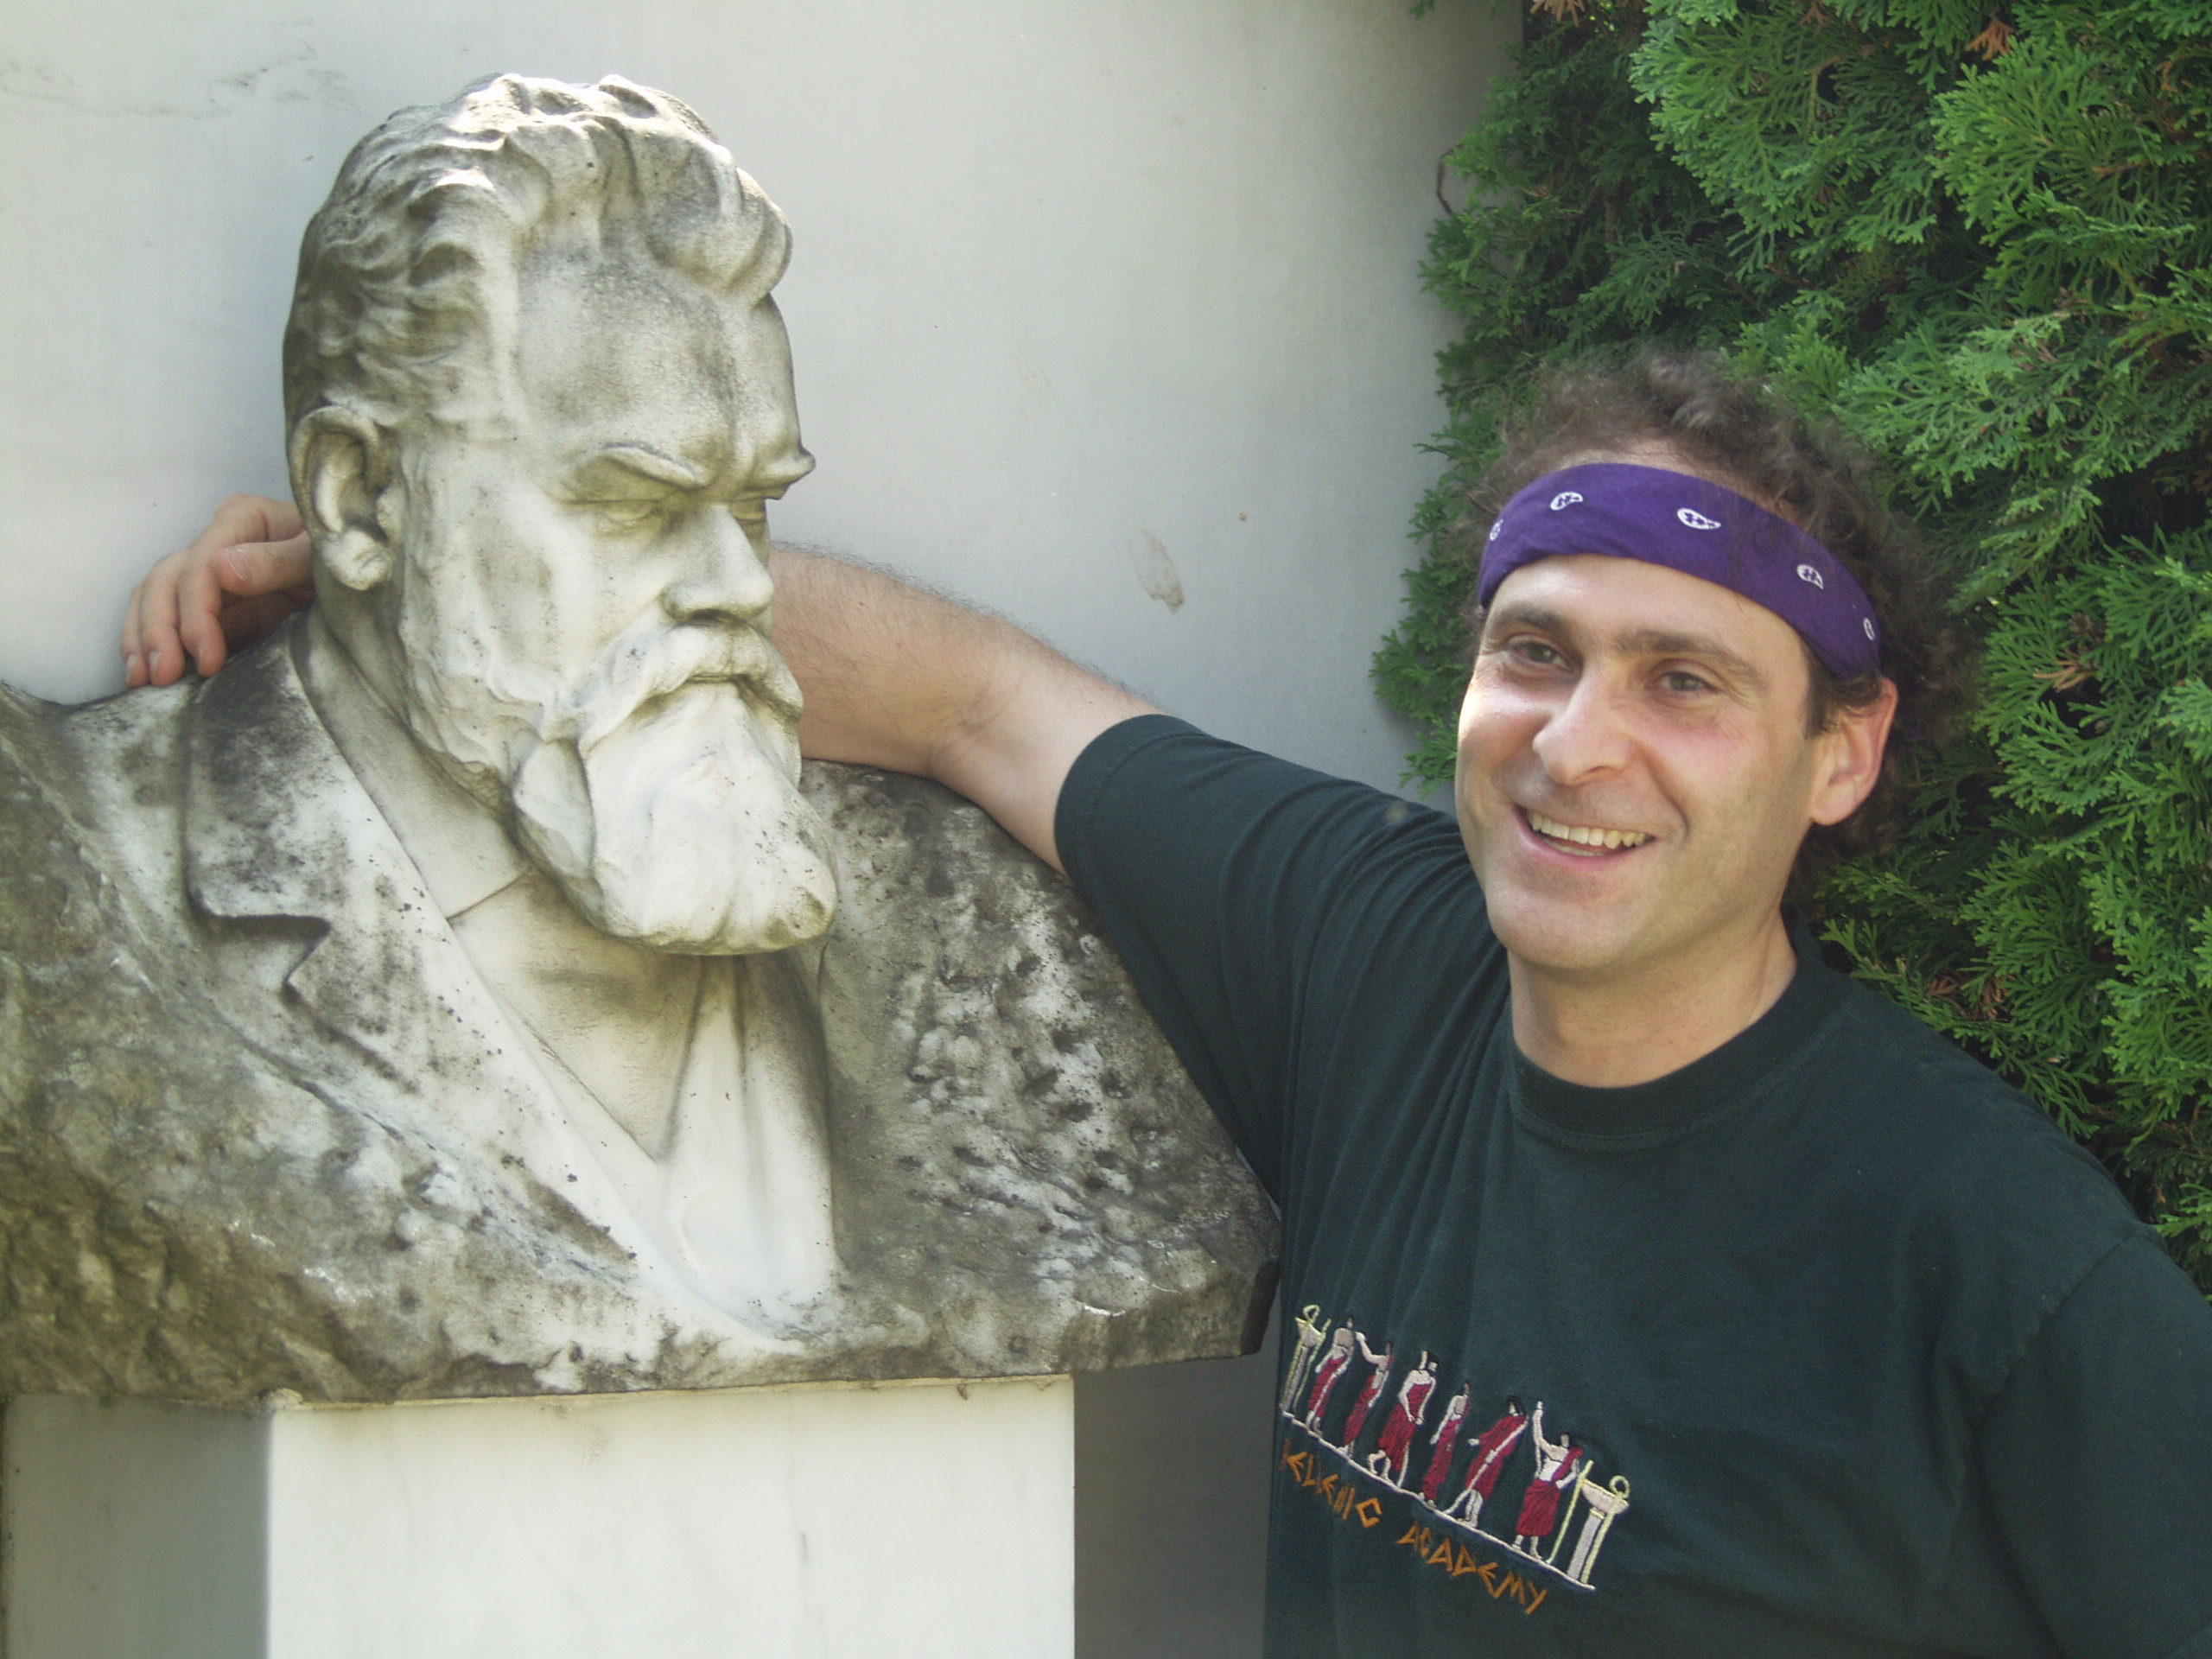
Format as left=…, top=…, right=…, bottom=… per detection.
left=1616, top=628, right=1769, bottom=688
left=1483, top=604, right=1770, bottom=689
left=1480, top=601, right=1570, bottom=641
left=574, top=444, right=710, bottom=489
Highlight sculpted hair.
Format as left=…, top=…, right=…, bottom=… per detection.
left=1459, top=349, right=1976, bottom=889
left=283, top=73, right=791, bottom=430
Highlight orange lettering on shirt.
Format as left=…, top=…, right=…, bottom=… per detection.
left=1524, top=1586, right=1548, bottom=1616
left=1354, top=1497, right=1382, bottom=1529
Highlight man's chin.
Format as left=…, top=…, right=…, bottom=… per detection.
left=1480, top=892, right=1657, bottom=984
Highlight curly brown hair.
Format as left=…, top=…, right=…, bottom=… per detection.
left=1458, top=349, right=1975, bottom=890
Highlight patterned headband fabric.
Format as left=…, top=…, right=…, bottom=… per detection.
left=1477, top=462, right=1883, bottom=680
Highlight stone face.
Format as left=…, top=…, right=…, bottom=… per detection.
left=0, top=667, right=1275, bottom=1404
left=0, top=72, right=1275, bottom=1404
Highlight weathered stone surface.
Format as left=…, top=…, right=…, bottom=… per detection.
left=0, top=74, right=1276, bottom=1407
left=0, top=672, right=1275, bottom=1404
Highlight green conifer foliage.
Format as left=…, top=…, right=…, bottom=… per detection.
left=1380, top=0, right=2212, bottom=1284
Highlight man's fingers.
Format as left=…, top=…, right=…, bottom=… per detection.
left=121, top=550, right=180, bottom=668
left=128, top=553, right=191, bottom=688
left=121, top=512, right=315, bottom=688
left=191, top=494, right=305, bottom=564
left=175, top=537, right=317, bottom=677
left=176, top=553, right=234, bottom=679
left=117, top=495, right=308, bottom=686
left=218, top=531, right=314, bottom=598
left=121, top=577, right=149, bottom=687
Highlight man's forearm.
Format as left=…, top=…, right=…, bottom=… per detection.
left=767, top=548, right=1155, bottom=871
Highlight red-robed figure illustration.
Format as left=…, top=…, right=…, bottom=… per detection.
left=1514, top=1406, right=1585, bottom=1552
left=1340, top=1334, right=1394, bottom=1446
left=1440, top=1400, right=1529, bottom=1528
left=1368, top=1350, right=1438, bottom=1486
left=1415, top=1382, right=1472, bottom=1505
left=1302, top=1322, right=1357, bottom=1430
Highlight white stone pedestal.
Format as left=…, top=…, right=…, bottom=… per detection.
left=3, top=1376, right=1073, bottom=1659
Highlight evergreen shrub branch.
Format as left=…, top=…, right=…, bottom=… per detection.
left=1380, top=0, right=2212, bottom=1287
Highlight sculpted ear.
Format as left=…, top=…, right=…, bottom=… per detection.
left=289, top=409, right=400, bottom=591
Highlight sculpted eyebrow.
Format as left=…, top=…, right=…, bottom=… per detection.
left=575, top=445, right=709, bottom=490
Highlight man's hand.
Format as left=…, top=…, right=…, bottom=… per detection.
left=121, top=494, right=315, bottom=687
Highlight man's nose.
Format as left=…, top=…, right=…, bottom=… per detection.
left=1529, top=672, right=1635, bottom=784
left=663, top=508, right=775, bottom=626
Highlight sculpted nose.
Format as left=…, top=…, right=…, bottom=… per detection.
left=664, top=508, right=775, bottom=626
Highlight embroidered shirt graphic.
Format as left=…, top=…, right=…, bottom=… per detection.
left=1369, top=1350, right=1438, bottom=1486
left=1342, top=1335, right=1393, bottom=1443
left=1416, top=1381, right=1470, bottom=1503
left=1279, top=1306, right=1633, bottom=1599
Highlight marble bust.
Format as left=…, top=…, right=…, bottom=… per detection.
left=0, top=75, right=1274, bottom=1403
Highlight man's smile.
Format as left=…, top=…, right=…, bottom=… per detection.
left=1521, top=806, right=1653, bottom=855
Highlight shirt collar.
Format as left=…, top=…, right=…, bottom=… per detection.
left=1510, top=915, right=1847, bottom=1145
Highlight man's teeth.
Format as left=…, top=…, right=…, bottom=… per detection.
left=1527, top=810, right=1650, bottom=850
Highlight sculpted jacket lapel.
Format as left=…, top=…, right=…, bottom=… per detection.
left=160, top=632, right=794, bottom=1351
left=176, top=635, right=596, bottom=1198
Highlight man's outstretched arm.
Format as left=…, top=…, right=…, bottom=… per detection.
left=768, top=550, right=1155, bottom=870
left=118, top=495, right=1154, bottom=871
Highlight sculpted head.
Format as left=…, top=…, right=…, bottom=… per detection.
left=282, top=74, right=836, bottom=955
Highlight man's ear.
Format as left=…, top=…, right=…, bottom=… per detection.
left=289, top=409, right=399, bottom=591
left=1808, top=677, right=1900, bottom=827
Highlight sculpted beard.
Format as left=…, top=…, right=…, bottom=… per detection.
left=410, top=613, right=839, bottom=954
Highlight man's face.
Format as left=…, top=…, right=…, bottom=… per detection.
left=384, top=251, right=836, bottom=954
left=1453, top=544, right=1871, bottom=990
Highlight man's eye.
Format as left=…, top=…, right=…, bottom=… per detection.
left=1660, top=671, right=1713, bottom=695
left=1509, top=639, right=1566, bottom=667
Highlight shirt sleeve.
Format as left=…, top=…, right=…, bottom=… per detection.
left=1974, top=1230, right=2212, bottom=1659
left=1053, top=715, right=1467, bottom=1198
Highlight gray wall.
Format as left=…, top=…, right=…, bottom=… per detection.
left=0, top=3, right=1510, bottom=1653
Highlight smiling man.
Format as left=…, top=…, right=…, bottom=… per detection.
left=1454, top=451, right=1895, bottom=1088
left=130, top=353, right=2212, bottom=1649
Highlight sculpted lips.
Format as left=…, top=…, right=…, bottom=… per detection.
left=1523, top=808, right=1652, bottom=855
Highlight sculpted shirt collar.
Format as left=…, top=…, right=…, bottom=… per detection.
left=293, top=613, right=530, bottom=922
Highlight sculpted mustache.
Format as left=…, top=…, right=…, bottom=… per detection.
left=536, top=625, right=804, bottom=751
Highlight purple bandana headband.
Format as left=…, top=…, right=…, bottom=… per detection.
left=1477, top=463, right=1882, bottom=680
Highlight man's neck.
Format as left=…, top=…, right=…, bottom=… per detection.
left=1507, top=912, right=1801, bottom=1089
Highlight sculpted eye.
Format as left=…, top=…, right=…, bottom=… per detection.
left=590, top=499, right=664, bottom=530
